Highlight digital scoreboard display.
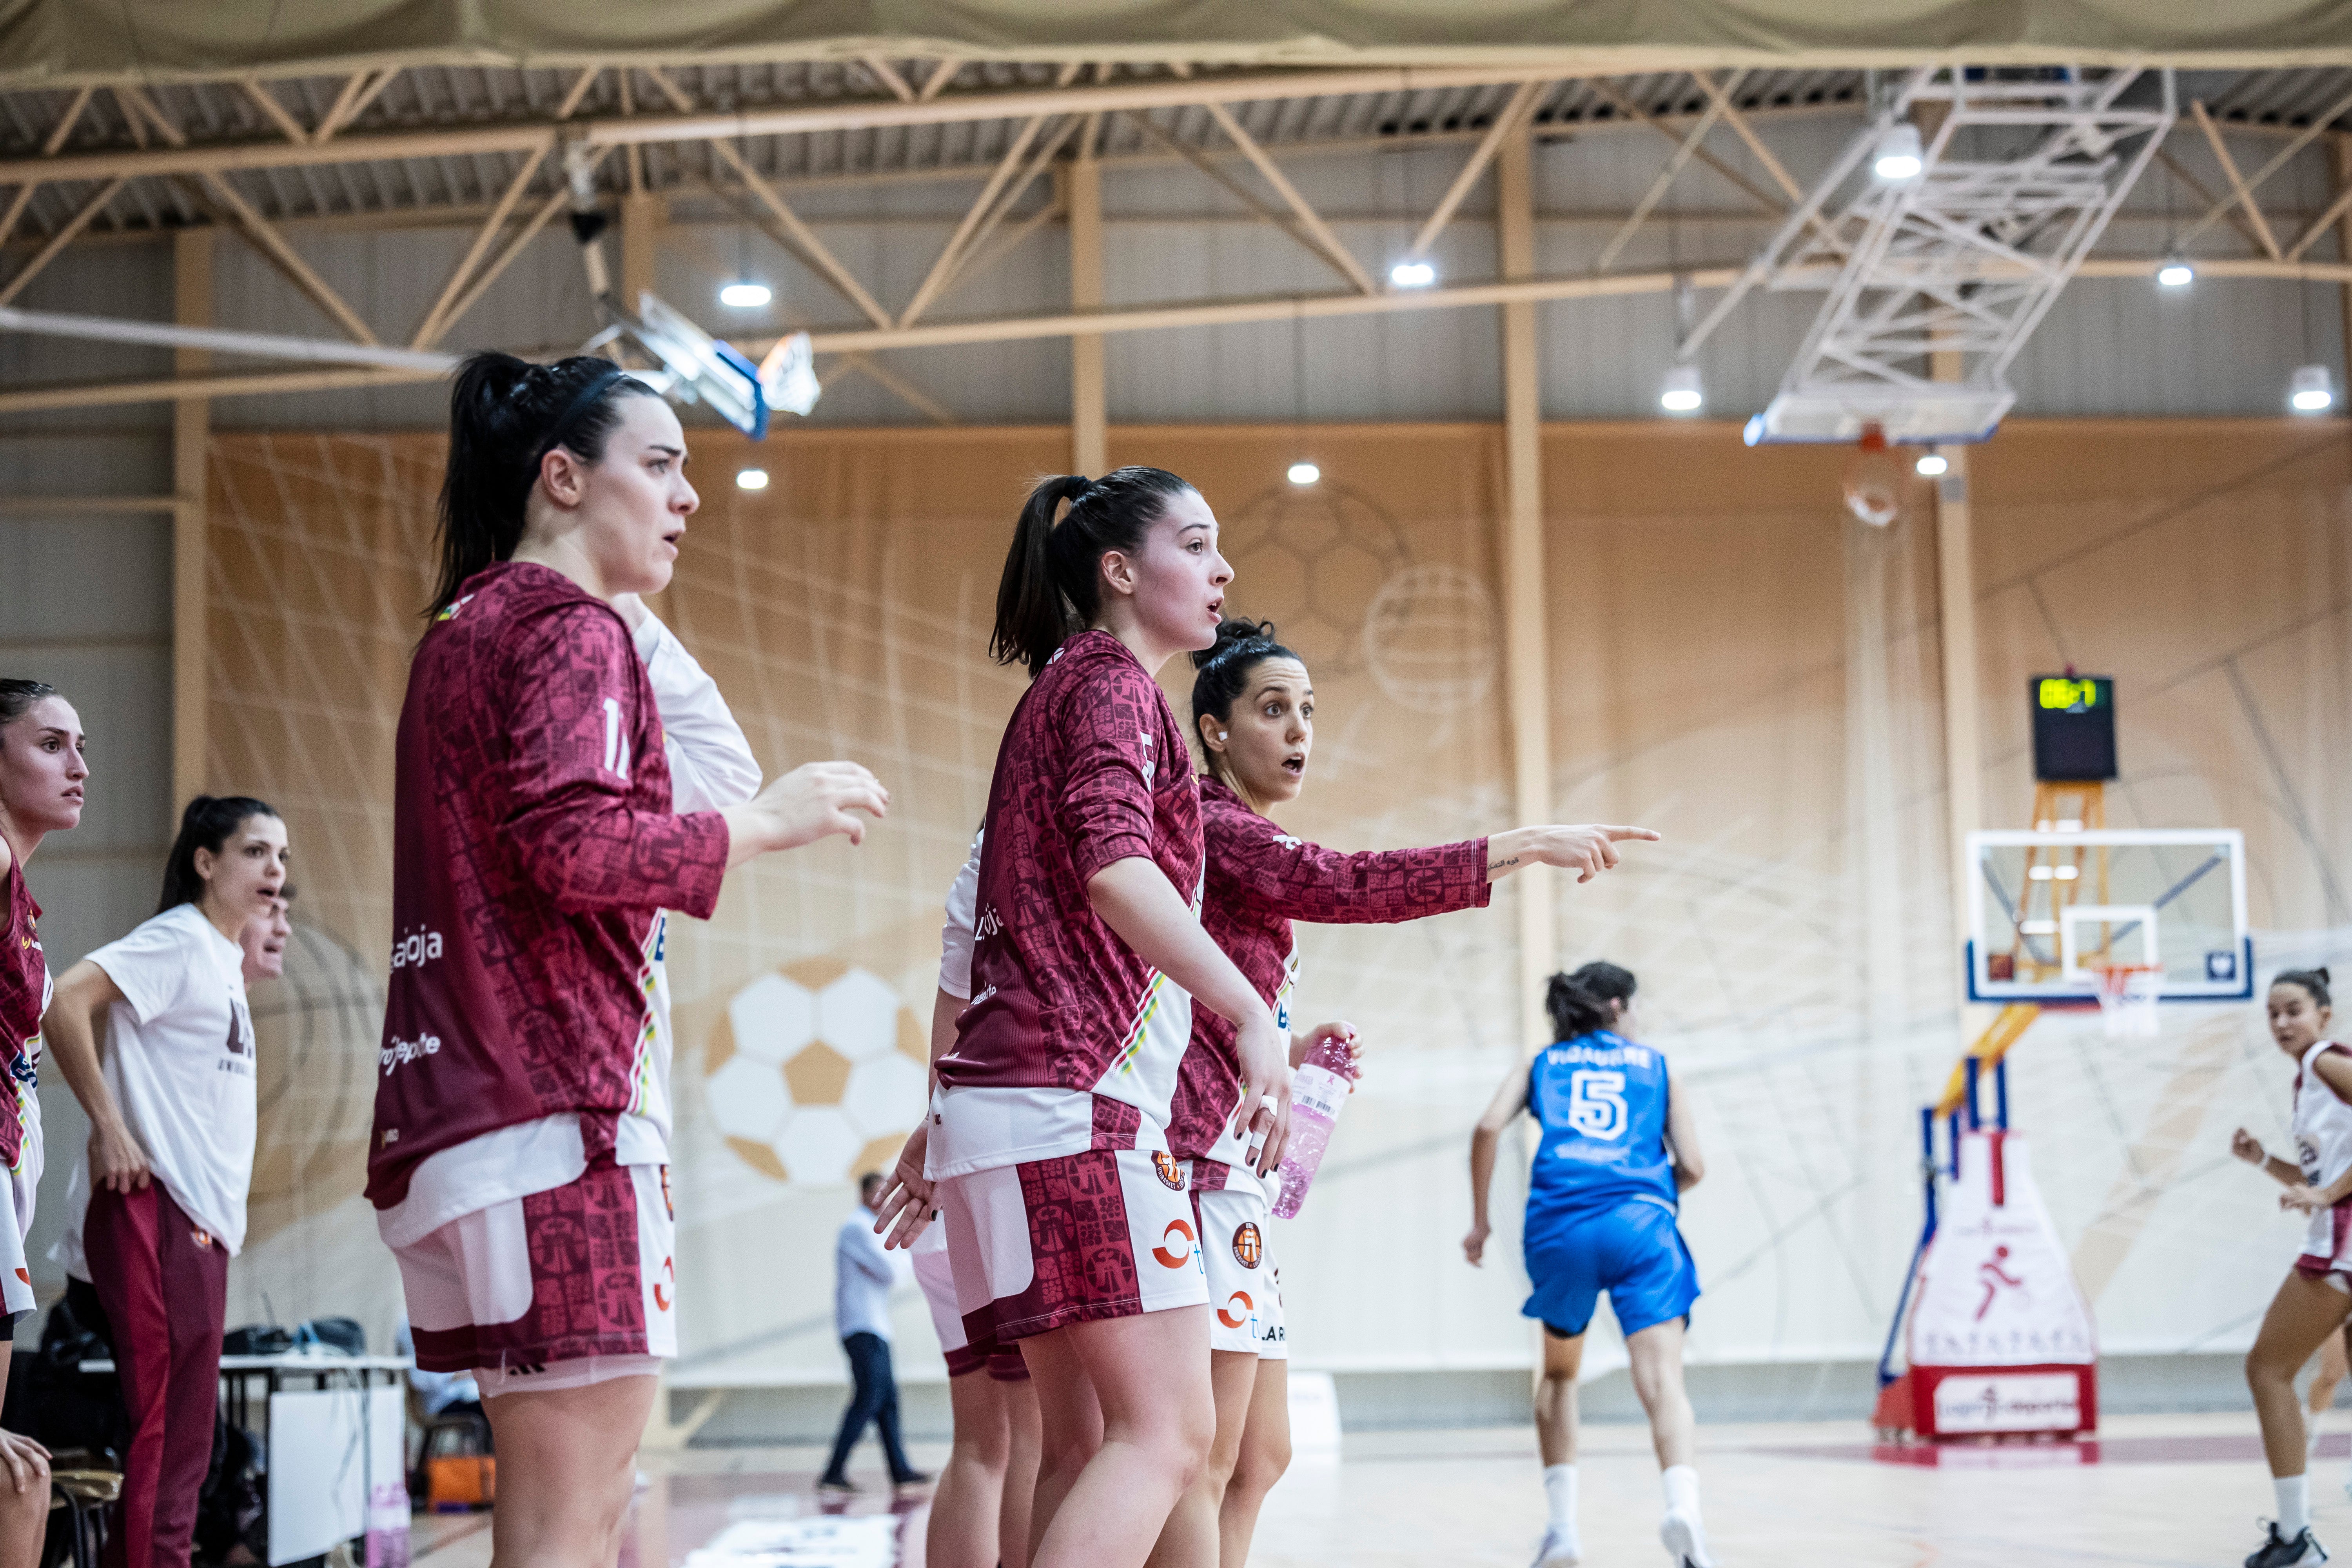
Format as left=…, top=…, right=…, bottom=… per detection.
left=2030, top=675, right=2116, bottom=782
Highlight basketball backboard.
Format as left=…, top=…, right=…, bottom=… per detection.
left=1965, top=828, right=2251, bottom=1004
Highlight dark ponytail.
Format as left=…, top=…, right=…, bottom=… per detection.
left=1546, top=961, right=1637, bottom=1042
left=429, top=351, right=658, bottom=619
left=159, top=795, right=279, bottom=914
left=2276, top=967, right=2334, bottom=1009
left=1190, top=618, right=1299, bottom=781
left=0, top=680, right=58, bottom=731
left=991, top=466, right=1199, bottom=678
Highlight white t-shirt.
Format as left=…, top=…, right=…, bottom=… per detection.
left=376, top=609, right=759, bottom=1250
left=56, top=902, right=256, bottom=1274
left=938, top=831, right=983, bottom=1001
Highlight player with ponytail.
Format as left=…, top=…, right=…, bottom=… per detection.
left=376, top=351, right=886, bottom=1566
left=1468, top=963, right=1713, bottom=1568
left=0, top=679, right=82, bottom=1561
left=2233, top=966, right=2351, bottom=1568
left=1142, top=617, right=1653, bottom=1568
left=874, top=468, right=1289, bottom=1568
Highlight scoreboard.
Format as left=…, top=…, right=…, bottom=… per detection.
left=2030, top=675, right=2116, bottom=782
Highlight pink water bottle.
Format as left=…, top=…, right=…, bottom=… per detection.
left=1270, top=1034, right=1353, bottom=1219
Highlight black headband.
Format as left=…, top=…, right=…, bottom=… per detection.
left=532, top=366, right=632, bottom=470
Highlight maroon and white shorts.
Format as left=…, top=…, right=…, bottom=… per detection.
left=912, top=1222, right=1029, bottom=1381
left=1191, top=1173, right=1287, bottom=1360
left=940, top=1147, right=1208, bottom=1353
left=391, top=1157, right=675, bottom=1389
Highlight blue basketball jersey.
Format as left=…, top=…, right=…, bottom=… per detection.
left=1526, top=1030, right=1678, bottom=1226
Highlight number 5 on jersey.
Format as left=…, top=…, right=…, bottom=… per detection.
left=1566, top=1069, right=1628, bottom=1141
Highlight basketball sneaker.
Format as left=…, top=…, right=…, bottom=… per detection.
left=1532, top=1524, right=1581, bottom=1566
left=2245, top=1520, right=2329, bottom=1567
left=1661, top=1508, right=1715, bottom=1568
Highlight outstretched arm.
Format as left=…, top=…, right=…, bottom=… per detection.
left=1464, top=1057, right=1530, bottom=1266
left=1485, top=824, right=1662, bottom=885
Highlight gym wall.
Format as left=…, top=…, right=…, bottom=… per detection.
left=196, top=416, right=2352, bottom=1392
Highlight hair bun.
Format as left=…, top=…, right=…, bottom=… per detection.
left=1191, top=616, right=1278, bottom=671
left=2321, top=967, right=2334, bottom=985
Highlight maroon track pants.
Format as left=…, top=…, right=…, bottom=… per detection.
left=83, top=1183, right=227, bottom=1568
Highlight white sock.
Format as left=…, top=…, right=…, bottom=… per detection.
left=1662, top=1464, right=1701, bottom=1521
left=2278, top=1472, right=2311, bottom=1536
left=1543, top=1464, right=1578, bottom=1531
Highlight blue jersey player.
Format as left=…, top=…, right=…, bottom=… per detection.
left=1466, top=963, right=1713, bottom=1568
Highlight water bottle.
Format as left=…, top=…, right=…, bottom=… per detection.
left=1270, top=1034, right=1353, bottom=1219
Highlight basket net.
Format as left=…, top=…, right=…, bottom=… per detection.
left=2091, top=964, right=2164, bottom=1040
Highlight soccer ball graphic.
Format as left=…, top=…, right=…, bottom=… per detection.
left=706, top=958, right=928, bottom=1186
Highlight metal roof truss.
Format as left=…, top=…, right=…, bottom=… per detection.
left=1698, top=66, right=2177, bottom=445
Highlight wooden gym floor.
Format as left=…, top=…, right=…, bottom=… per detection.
left=404, top=1409, right=2332, bottom=1566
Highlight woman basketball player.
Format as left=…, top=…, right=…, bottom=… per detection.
left=1152, top=618, right=1657, bottom=1568
left=48, top=795, right=289, bottom=1568
left=2233, top=967, right=2350, bottom=1568
left=876, top=468, right=1289, bottom=1568
left=914, top=830, right=1042, bottom=1568
left=374, top=352, right=886, bottom=1567
left=0, top=679, right=82, bottom=1564
left=1466, top=965, right=1711, bottom=1568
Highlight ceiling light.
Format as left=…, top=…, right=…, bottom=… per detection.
left=1874, top=123, right=1924, bottom=181
left=1286, top=461, right=1321, bottom=486
left=1389, top=260, right=1437, bottom=289
left=2156, top=258, right=2193, bottom=288
left=1915, top=453, right=1949, bottom=477
left=1658, top=364, right=1703, bottom=414
left=719, top=282, right=772, bottom=309
left=735, top=468, right=770, bottom=491
left=2290, top=364, right=2334, bottom=414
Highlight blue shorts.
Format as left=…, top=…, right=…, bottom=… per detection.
left=1521, top=1198, right=1699, bottom=1339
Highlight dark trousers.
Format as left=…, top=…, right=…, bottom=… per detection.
left=84, top=1183, right=229, bottom=1568
left=821, top=1331, right=915, bottom=1484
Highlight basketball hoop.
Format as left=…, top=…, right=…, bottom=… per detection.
left=2090, top=963, right=2163, bottom=1039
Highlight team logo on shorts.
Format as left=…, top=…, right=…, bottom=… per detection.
left=191, top=1229, right=212, bottom=1250
left=1152, top=1152, right=1185, bottom=1190
left=1152, top=1219, right=1197, bottom=1269
left=1232, top=1222, right=1263, bottom=1269
left=1218, top=1290, right=1254, bottom=1330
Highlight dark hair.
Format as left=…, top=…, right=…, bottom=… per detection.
left=1190, top=618, right=1301, bottom=781
left=1546, top=962, right=1637, bottom=1042
left=991, top=466, right=1198, bottom=678
left=428, top=351, right=659, bottom=619
left=0, top=679, right=58, bottom=731
left=159, top=795, right=280, bottom=914
left=2275, top=967, right=2334, bottom=1009
left=858, top=1171, right=886, bottom=1197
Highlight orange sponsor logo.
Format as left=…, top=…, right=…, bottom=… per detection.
left=1217, top=1290, right=1254, bottom=1330
left=1152, top=1152, right=1185, bottom=1190
left=11, top=1268, right=25, bottom=1285
left=1152, top=1219, right=1197, bottom=1269
left=192, top=1229, right=213, bottom=1250
left=1232, top=1221, right=1263, bottom=1269
left=653, top=1255, right=674, bottom=1312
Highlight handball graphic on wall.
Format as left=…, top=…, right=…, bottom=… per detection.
left=706, top=958, right=929, bottom=1186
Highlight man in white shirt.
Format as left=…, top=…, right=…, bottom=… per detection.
left=817, top=1172, right=927, bottom=1495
